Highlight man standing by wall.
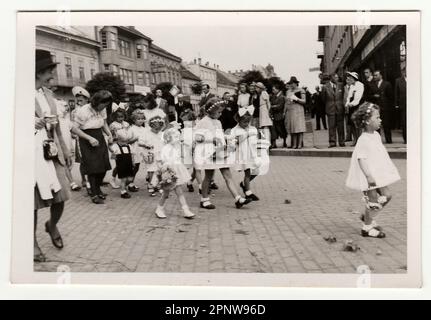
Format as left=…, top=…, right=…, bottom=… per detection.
left=321, top=73, right=345, bottom=147
left=312, top=85, right=327, bottom=131
left=372, top=70, right=394, bottom=144
left=395, top=66, right=407, bottom=144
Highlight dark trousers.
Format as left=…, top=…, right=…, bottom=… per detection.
left=327, top=113, right=345, bottom=145
left=381, top=108, right=393, bottom=143
left=400, top=108, right=406, bottom=143
left=88, top=172, right=106, bottom=196
left=315, top=112, right=327, bottom=130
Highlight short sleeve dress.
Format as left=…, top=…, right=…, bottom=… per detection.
left=346, top=131, right=401, bottom=191
left=284, top=89, right=306, bottom=134
left=230, top=124, right=260, bottom=171
left=193, top=116, right=234, bottom=170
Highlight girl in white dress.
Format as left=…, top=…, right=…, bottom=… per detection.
left=140, top=114, right=165, bottom=196
left=229, top=105, right=261, bottom=201
left=154, top=126, right=195, bottom=219
left=127, top=109, right=146, bottom=192
left=194, top=98, right=251, bottom=210
left=346, top=102, right=401, bottom=238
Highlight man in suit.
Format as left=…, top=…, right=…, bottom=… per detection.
left=321, top=73, right=345, bottom=147
left=372, top=70, right=394, bottom=143
left=175, top=94, right=195, bottom=128
left=199, top=83, right=215, bottom=108
left=312, top=85, right=327, bottom=131
left=395, top=66, right=407, bottom=143
left=363, top=67, right=377, bottom=103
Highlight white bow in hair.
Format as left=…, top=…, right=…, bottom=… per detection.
left=112, top=102, right=127, bottom=113
left=238, top=105, right=255, bottom=117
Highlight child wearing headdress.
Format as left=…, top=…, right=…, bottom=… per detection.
left=154, top=125, right=195, bottom=219
left=194, top=97, right=251, bottom=209
left=127, top=108, right=146, bottom=192
left=140, top=111, right=165, bottom=196
left=346, top=102, right=401, bottom=238
left=229, top=105, right=262, bottom=201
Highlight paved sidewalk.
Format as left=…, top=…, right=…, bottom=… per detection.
left=270, top=122, right=406, bottom=159
left=35, top=156, right=407, bottom=274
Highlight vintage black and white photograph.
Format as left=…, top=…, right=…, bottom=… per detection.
left=11, top=11, right=421, bottom=287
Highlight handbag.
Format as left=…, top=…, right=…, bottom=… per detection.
left=42, top=126, right=59, bottom=160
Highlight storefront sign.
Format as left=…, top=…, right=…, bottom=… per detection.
left=133, top=85, right=151, bottom=94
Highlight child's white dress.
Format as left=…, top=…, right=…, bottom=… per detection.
left=181, top=122, right=194, bottom=169
left=142, top=128, right=164, bottom=172
left=128, top=124, right=146, bottom=164
left=161, top=143, right=192, bottom=186
left=193, top=116, right=234, bottom=170
left=229, top=124, right=260, bottom=171
left=346, top=131, right=401, bottom=191
left=143, top=107, right=166, bottom=127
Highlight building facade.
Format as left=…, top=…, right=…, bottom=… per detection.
left=96, top=26, right=153, bottom=95
left=180, top=65, right=201, bottom=96
left=216, top=69, right=238, bottom=97
left=317, top=26, right=354, bottom=76
left=186, top=59, right=218, bottom=95
left=318, top=25, right=406, bottom=85
left=36, top=26, right=101, bottom=104
left=149, top=44, right=182, bottom=90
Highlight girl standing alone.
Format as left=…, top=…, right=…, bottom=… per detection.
left=346, top=102, right=401, bottom=238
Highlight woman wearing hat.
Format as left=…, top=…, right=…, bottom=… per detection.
left=34, top=49, right=73, bottom=262
left=284, top=76, right=307, bottom=149
left=345, top=71, right=364, bottom=146
left=254, top=82, right=273, bottom=144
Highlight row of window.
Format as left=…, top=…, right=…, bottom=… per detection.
left=104, top=64, right=151, bottom=86
left=51, top=53, right=96, bottom=82
left=101, top=31, right=148, bottom=59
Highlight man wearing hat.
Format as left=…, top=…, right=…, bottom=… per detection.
left=34, top=49, right=73, bottom=262
left=321, top=73, right=346, bottom=147
left=345, top=71, right=364, bottom=146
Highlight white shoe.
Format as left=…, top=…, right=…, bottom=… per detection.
left=155, top=206, right=167, bottom=219
left=182, top=206, right=195, bottom=219
left=109, top=179, right=120, bottom=189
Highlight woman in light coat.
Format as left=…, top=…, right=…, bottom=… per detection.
left=254, top=82, right=273, bottom=143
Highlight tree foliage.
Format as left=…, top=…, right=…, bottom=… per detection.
left=85, top=72, right=126, bottom=103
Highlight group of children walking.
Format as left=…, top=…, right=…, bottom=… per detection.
left=58, top=85, right=401, bottom=239
left=98, top=96, right=268, bottom=220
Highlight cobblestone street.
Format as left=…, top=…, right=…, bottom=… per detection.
left=34, top=154, right=407, bottom=274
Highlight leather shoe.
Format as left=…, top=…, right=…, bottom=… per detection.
left=45, top=221, right=64, bottom=249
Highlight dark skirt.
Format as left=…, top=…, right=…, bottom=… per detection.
left=79, top=128, right=111, bottom=175
left=115, top=144, right=134, bottom=178
left=34, top=160, right=70, bottom=210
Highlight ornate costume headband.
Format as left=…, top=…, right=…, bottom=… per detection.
left=238, top=105, right=255, bottom=117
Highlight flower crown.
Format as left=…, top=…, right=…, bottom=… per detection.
left=205, top=100, right=226, bottom=113
left=361, top=103, right=375, bottom=124
left=149, top=116, right=165, bottom=125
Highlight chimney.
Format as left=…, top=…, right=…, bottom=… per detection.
left=198, top=58, right=202, bottom=64
left=194, top=59, right=197, bottom=64
left=206, top=61, right=209, bottom=66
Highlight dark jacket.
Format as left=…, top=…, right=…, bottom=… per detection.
left=199, top=93, right=216, bottom=107
left=373, top=80, right=393, bottom=112
left=321, top=81, right=344, bottom=115
left=394, top=77, right=406, bottom=110
left=363, top=79, right=378, bottom=103
left=176, top=101, right=194, bottom=126
left=220, top=100, right=238, bottom=131
left=270, top=92, right=286, bottom=121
